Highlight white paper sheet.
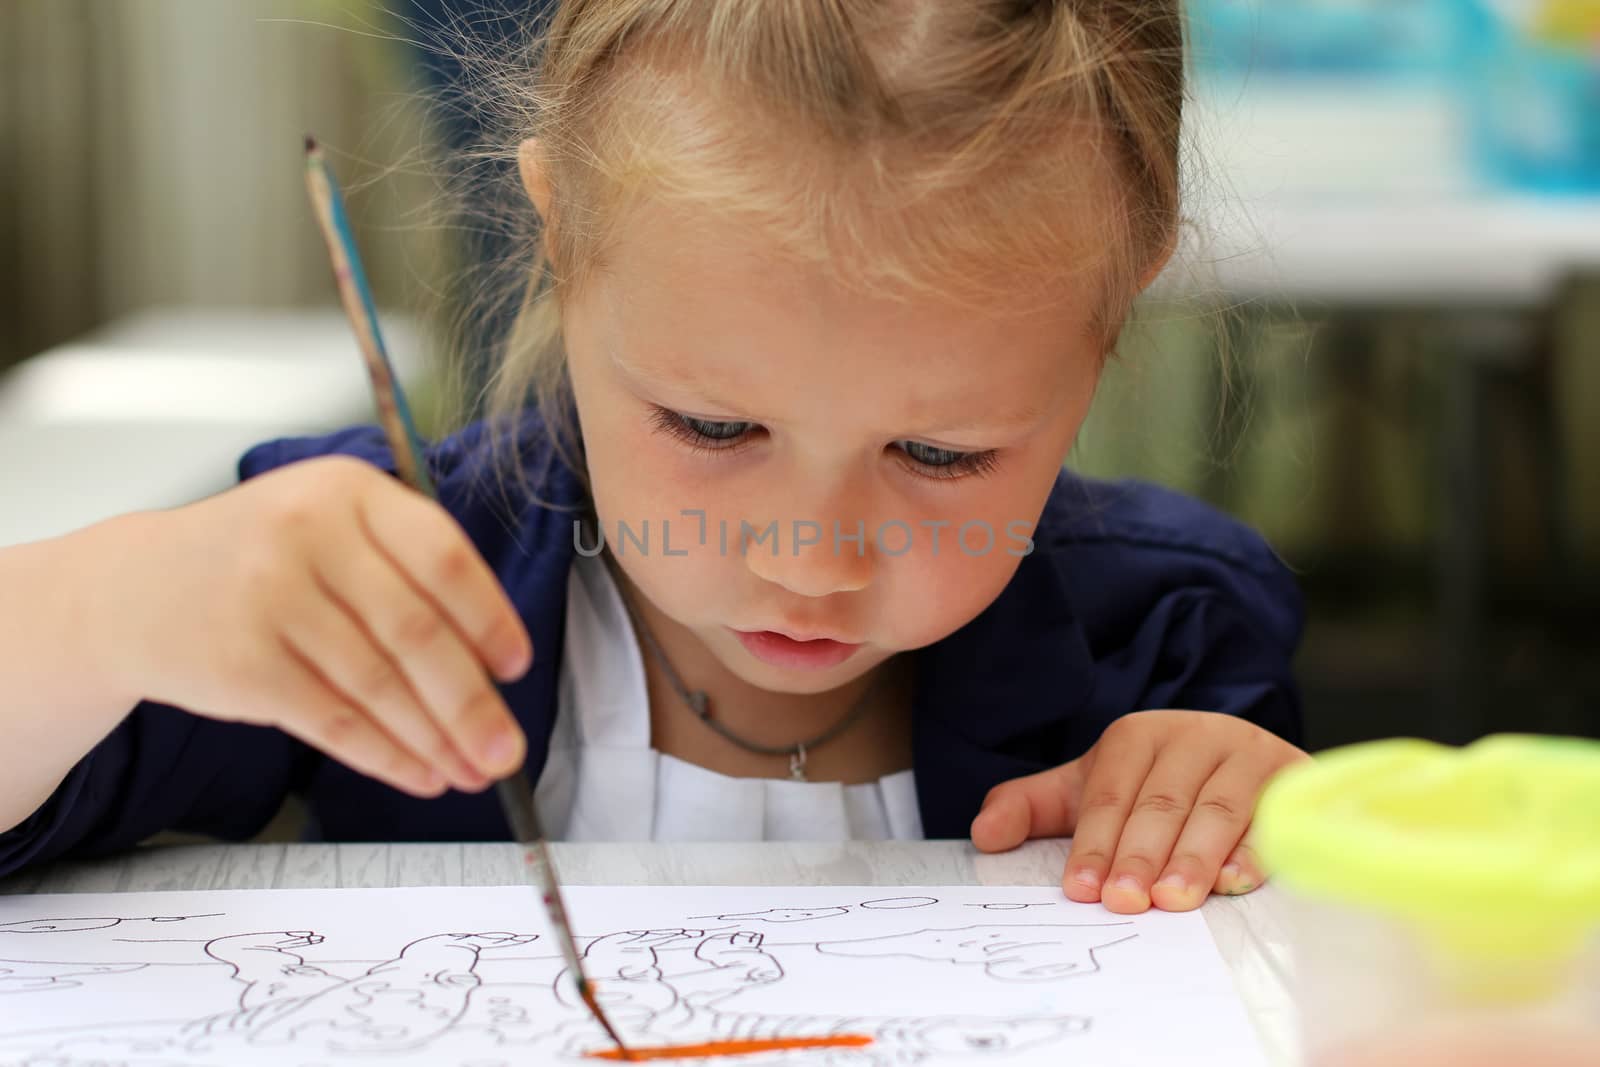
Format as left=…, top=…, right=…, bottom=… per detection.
left=0, top=885, right=1267, bottom=1066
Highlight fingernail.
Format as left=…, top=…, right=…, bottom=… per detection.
left=499, top=644, right=532, bottom=680
left=1111, top=875, right=1144, bottom=896
left=483, top=730, right=521, bottom=772
left=1070, top=869, right=1100, bottom=890
left=1220, top=864, right=1257, bottom=895
left=1155, top=873, right=1188, bottom=894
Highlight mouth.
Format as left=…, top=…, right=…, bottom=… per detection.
left=731, top=629, right=863, bottom=671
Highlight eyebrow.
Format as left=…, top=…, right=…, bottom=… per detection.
left=611, top=349, right=1051, bottom=440
left=609, top=349, right=764, bottom=419
left=912, top=402, right=1052, bottom=438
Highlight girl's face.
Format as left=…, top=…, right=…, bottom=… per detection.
left=561, top=204, right=1105, bottom=696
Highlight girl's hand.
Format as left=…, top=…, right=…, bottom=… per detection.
left=969, top=711, right=1308, bottom=913
left=107, top=456, right=533, bottom=798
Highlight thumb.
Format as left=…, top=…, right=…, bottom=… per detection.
left=970, top=761, right=1086, bottom=854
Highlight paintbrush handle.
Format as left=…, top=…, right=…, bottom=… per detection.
left=498, top=776, right=586, bottom=973
left=302, top=139, right=436, bottom=498
left=303, top=134, right=631, bottom=1059
left=495, top=772, right=546, bottom=843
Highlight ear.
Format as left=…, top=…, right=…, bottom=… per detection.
left=518, top=138, right=552, bottom=221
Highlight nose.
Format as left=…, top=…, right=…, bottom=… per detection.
left=739, top=491, right=877, bottom=599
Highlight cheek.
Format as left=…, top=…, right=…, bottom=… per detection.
left=583, top=419, right=746, bottom=550
left=569, top=347, right=729, bottom=520
left=569, top=360, right=680, bottom=528
left=578, top=417, right=753, bottom=626
left=876, top=449, right=1064, bottom=647
left=875, top=524, right=1031, bottom=649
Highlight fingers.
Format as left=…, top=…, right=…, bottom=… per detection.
left=321, top=514, right=525, bottom=780
left=970, top=761, right=1085, bottom=854
left=1053, top=714, right=1297, bottom=914
left=1212, top=841, right=1266, bottom=897
left=360, top=488, right=533, bottom=682
left=243, top=637, right=447, bottom=798
left=280, top=585, right=488, bottom=793
left=1100, top=747, right=1227, bottom=913
left=1147, top=757, right=1265, bottom=910
left=1060, top=726, right=1154, bottom=904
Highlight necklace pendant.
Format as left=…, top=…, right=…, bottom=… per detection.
left=789, top=744, right=808, bottom=782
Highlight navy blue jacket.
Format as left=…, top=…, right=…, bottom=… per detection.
left=0, top=416, right=1303, bottom=876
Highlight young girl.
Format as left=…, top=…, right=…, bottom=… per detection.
left=0, top=0, right=1306, bottom=915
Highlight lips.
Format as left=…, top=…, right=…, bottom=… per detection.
left=732, top=629, right=862, bottom=671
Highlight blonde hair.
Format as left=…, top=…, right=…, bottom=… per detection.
left=455, top=0, right=1185, bottom=491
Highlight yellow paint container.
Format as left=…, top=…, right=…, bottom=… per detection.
left=1254, top=735, right=1600, bottom=1065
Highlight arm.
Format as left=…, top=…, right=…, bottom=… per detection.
left=0, top=515, right=163, bottom=836
left=1, top=432, right=535, bottom=877
left=0, top=508, right=320, bottom=875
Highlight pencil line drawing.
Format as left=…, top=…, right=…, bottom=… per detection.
left=185, top=929, right=538, bottom=1052
left=1, top=927, right=539, bottom=1065
left=0, top=913, right=235, bottom=968
left=688, top=895, right=939, bottom=925
left=0, top=962, right=146, bottom=995
left=0, top=911, right=1122, bottom=1065
left=814, top=924, right=1139, bottom=982
left=0, top=914, right=224, bottom=934
left=687, top=907, right=851, bottom=923
left=528, top=927, right=1092, bottom=1063
left=0, top=889, right=1177, bottom=1067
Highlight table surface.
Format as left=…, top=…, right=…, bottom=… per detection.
left=0, top=840, right=1299, bottom=1065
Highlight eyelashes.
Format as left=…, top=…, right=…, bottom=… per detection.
left=898, top=440, right=1001, bottom=480
left=647, top=407, right=753, bottom=455
left=647, top=406, right=1000, bottom=481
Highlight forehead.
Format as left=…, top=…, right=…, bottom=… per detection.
left=574, top=203, right=1101, bottom=430
left=566, top=65, right=1130, bottom=309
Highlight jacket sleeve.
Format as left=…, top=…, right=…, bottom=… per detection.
left=0, top=425, right=420, bottom=879
left=0, top=708, right=310, bottom=876
left=1096, top=569, right=1304, bottom=745
left=1061, top=481, right=1307, bottom=748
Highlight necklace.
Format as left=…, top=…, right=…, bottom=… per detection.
left=614, top=586, right=884, bottom=782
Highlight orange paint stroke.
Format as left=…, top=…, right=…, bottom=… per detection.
left=586, top=1035, right=874, bottom=1061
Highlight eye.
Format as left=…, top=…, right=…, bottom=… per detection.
left=649, top=407, right=758, bottom=453
left=896, top=440, right=1000, bottom=481
left=682, top=416, right=751, bottom=441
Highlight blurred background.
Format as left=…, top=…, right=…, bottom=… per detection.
left=1, top=0, right=1596, bottom=755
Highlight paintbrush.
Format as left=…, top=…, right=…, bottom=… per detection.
left=302, top=135, right=635, bottom=1061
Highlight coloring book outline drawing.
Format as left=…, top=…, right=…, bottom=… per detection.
left=0, top=886, right=1264, bottom=1067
